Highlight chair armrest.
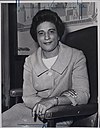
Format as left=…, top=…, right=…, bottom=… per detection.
left=43, top=103, right=98, bottom=119
left=10, top=88, right=23, bottom=97
left=10, top=89, right=98, bottom=121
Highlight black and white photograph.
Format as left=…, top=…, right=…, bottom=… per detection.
left=1, top=1, right=99, bottom=127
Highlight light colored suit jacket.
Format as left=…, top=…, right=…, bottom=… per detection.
left=22, top=42, right=90, bottom=108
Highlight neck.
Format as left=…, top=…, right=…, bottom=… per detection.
left=42, top=45, right=59, bottom=59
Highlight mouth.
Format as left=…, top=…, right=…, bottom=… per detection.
left=43, top=41, right=52, bottom=45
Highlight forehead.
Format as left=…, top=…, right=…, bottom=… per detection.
left=37, top=21, right=56, bottom=32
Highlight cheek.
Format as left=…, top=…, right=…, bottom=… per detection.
left=37, top=36, right=44, bottom=43
left=53, top=36, right=59, bottom=42
left=37, top=38, right=45, bottom=47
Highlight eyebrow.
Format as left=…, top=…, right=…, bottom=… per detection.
left=37, top=30, right=44, bottom=33
left=37, top=28, right=56, bottom=33
left=49, top=28, right=56, bottom=31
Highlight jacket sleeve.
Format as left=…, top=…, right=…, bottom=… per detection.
left=22, top=56, right=42, bottom=109
left=62, top=50, right=90, bottom=106
left=72, top=50, right=90, bottom=105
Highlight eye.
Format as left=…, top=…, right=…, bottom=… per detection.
left=38, top=31, right=44, bottom=36
left=38, top=32, right=44, bottom=35
left=49, top=30, right=55, bottom=34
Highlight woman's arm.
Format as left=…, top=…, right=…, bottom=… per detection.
left=22, top=57, right=42, bottom=109
left=22, top=56, right=71, bottom=116
left=32, top=50, right=90, bottom=117
left=61, top=50, right=90, bottom=106
left=32, top=95, right=72, bottom=116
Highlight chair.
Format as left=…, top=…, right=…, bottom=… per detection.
left=10, top=26, right=98, bottom=127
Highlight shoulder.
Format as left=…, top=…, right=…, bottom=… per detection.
left=25, top=51, right=37, bottom=62
left=61, top=42, right=84, bottom=58
left=60, top=43, right=86, bottom=66
left=24, top=50, right=37, bottom=70
left=72, top=47, right=85, bottom=58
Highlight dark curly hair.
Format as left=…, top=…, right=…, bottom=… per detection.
left=30, top=9, right=65, bottom=42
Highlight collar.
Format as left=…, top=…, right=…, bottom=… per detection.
left=31, top=42, right=72, bottom=76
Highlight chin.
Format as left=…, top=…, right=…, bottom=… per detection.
left=42, top=47, right=54, bottom=52
left=43, top=49, right=53, bottom=52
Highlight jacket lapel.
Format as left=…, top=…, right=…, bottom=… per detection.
left=31, top=42, right=73, bottom=76
left=31, top=47, right=48, bottom=76
left=51, top=43, right=72, bottom=74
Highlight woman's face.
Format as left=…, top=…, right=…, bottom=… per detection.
left=36, top=21, right=59, bottom=52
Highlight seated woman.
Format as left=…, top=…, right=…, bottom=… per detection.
left=2, top=9, right=90, bottom=127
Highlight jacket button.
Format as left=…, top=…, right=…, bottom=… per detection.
left=47, top=72, right=52, bottom=76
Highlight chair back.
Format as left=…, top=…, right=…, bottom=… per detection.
left=61, top=26, right=98, bottom=103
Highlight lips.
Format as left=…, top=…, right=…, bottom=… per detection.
left=44, top=41, right=52, bottom=45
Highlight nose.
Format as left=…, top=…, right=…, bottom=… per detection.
left=44, top=32, right=50, bottom=40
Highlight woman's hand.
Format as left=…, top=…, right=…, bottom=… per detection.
left=32, top=98, right=57, bottom=118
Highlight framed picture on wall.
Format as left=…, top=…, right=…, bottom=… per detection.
left=17, top=2, right=97, bottom=55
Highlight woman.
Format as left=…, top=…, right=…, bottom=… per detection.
left=2, top=9, right=90, bottom=127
